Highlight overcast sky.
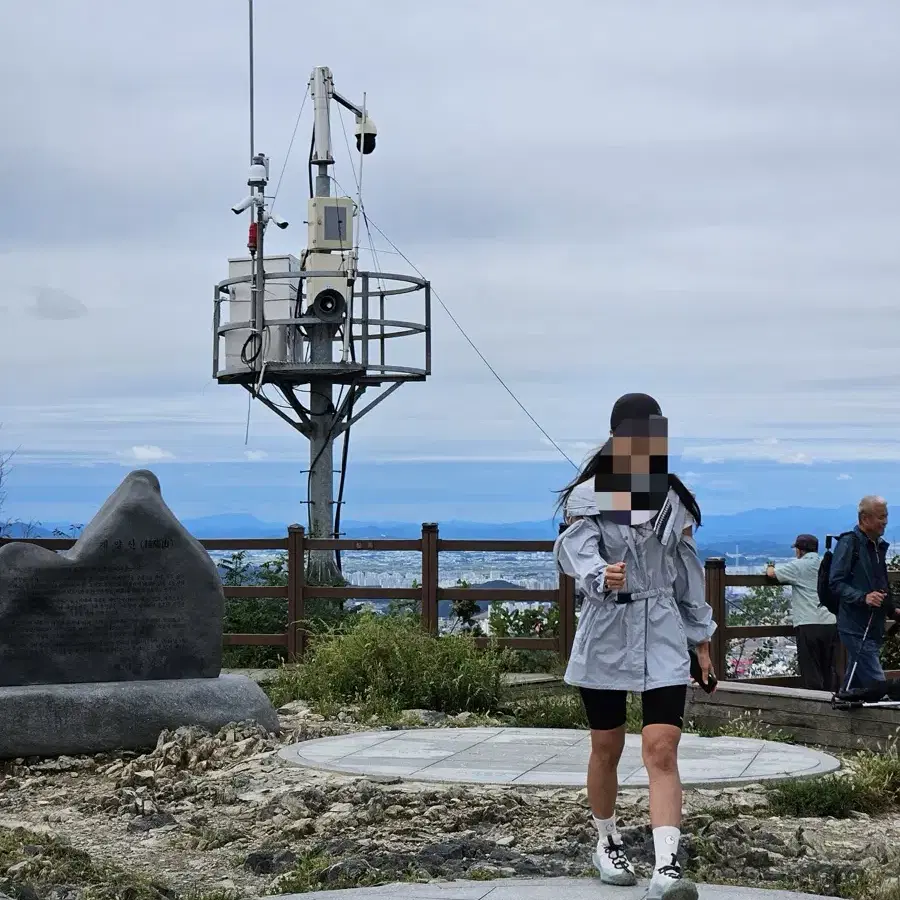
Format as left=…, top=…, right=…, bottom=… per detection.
left=2, top=1, right=900, bottom=519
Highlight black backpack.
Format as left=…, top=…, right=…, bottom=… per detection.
left=817, top=531, right=858, bottom=616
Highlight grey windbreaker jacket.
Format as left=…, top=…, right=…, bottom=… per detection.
left=555, top=482, right=716, bottom=692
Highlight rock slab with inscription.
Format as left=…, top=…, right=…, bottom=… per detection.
left=0, top=469, right=224, bottom=686
left=0, top=675, right=279, bottom=758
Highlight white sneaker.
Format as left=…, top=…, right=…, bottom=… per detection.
left=591, top=835, right=637, bottom=886
left=647, top=853, right=698, bottom=900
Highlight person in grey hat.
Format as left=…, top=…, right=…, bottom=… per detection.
left=766, top=534, right=837, bottom=691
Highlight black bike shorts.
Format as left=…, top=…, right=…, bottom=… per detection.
left=578, top=684, right=687, bottom=731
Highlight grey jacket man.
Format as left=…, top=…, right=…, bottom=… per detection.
left=554, top=483, right=716, bottom=693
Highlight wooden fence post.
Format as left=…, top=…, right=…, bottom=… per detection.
left=421, top=523, right=439, bottom=635
left=705, top=557, right=728, bottom=680
left=287, top=524, right=306, bottom=662
left=557, top=522, right=575, bottom=663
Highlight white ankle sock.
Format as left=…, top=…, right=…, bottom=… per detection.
left=593, top=814, right=619, bottom=843
left=652, top=826, right=680, bottom=869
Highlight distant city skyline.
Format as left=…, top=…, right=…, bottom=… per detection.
left=2, top=455, right=898, bottom=529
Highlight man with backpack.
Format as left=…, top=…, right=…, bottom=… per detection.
left=766, top=535, right=837, bottom=691
left=827, top=496, right=898, bottom=691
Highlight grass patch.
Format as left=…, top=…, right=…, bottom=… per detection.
left=263, top=613, right=511, bottom=715
left=767, top=774, right=861, bottom=819
left=502, top=650, right=564, bottom=675
left=0, top=826, right=176, bottom=900
left=767, top=735, right=900, bottom=819
left=848, top=737, right=900, bottom=811
left=497, top=690, right=642, bottom=732
left=270, top=852, right=422, bottom=894
left=501, top=692, right=588, bottom=729
left=685, top=711, right=790, bottom=742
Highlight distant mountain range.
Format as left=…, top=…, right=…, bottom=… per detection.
left=2, top=504, right=872, bottom=561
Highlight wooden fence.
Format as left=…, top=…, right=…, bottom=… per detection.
left=4, top=534, right=898, bottom=680
left=705, top=558, right=900, bottom=685
left=2, top=525, right=576, bottom=664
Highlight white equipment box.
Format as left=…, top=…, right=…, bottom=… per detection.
left=225, top=254, right=301, bottom=369
left=307, top=196, right=355, bottom=252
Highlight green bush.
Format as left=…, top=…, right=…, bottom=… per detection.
left=687, top=711, right=789, bottom=743
left=503, top=692, right=588, bottom=729
left=488, top=602, right=562, bottom=674
left=268, top=613, right=511, bottom=715
left=768, top=735, right=900, bottom=818
left=218, top=550, right=357, bottom=668
left=847, top=737, right=900, bottom=812
left=220, top=551, right=289, bottom=668
left=223, top=597, right=287, bottom=668
left=881, top=634, right=900, bottom=671
left=767, top=774, right=862, bottom=819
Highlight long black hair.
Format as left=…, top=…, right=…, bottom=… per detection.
left=556, top=392, right=702, bottom=527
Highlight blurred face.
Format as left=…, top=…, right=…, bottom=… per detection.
left=861, top=504, right=888, bottom=538
left=594, top=417, right=669, bottom=521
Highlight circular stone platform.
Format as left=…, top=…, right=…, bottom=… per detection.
left=279, top=727, right=839, bottom=787
left=269, top=875, right=841, bottom=899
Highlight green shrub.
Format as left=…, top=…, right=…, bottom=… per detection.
left=503, top=692, right=588, bottom=729
left=846, top=736, right=900, bottom=812
left=0, top=826, right=174, bottom=900
left=767, top=774, right=862, bottom=819
left=767, top=734, right=900, bottom=818
left=268, top=613, right=510, bottom=715
left=502, top=650, right=564, bottom=674
left=881, top=634, right=900, bottom=671
left=686, top=711, right=789, bottom=743
left=222, top=599, right=287, bottom=668
left=218, top=550, right=357, bottom=668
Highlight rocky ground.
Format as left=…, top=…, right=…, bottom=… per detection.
left=0, top=704, right=899, bottom=899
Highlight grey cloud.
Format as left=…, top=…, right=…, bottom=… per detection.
left=28, top=288, right=88, bottom=321
left=795, top=375, right=900, bottom=391
left=1, top=0, right=900, bottom=465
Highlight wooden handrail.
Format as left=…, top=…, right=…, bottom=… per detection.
left=1, top=522, right=573, bottom=665
left=705, top=558, right=900, bottom=685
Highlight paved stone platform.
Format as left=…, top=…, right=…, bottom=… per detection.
left=271, top=875, right=841, bottom=899
left=279, top=727, right=839, bottom=787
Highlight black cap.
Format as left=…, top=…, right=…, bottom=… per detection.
left=793, top=534, right=819, bottom=553
left=610, top=393, right=662, bottom=432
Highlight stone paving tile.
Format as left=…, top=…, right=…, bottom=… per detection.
left=278, top=728, right=840, bottom=787
left=407, top=767, right=533, bottom=783
left=269, top=876, right=843, bottom=899
left=345, top=744, right=456, bottom=761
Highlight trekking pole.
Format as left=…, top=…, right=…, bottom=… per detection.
left=843, top=608, right=876, bottom=694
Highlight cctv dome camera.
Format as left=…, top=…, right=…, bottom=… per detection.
left=355, top=115, right=377, bottom=155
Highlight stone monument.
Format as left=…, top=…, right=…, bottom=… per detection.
left=0, top=469, right=278, bottom=758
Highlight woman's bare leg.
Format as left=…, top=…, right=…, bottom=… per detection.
left=587, top=725, right=626, bottom=817
left=641, top=723, right=683, bottom=826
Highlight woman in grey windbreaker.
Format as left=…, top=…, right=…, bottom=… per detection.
left=554, top=393, right=716, bottom=900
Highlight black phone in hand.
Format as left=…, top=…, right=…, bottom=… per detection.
left=689, top=649, right=718, bottom=694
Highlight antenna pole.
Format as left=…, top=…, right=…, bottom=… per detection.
left=308, top=68, right=338, bottom=575
left=248, top=0, right=255, bottom=161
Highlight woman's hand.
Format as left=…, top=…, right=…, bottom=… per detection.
left=604, top=562, right=626, bottom=591
left=694, top=641, right=716, bottom=692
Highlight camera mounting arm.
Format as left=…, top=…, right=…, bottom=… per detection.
left=332, top=90, right=363, bottom=119
left=309, top=67, right=377, bottom=172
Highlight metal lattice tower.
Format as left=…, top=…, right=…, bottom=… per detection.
left=213, top=63, right=431, bottom=575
